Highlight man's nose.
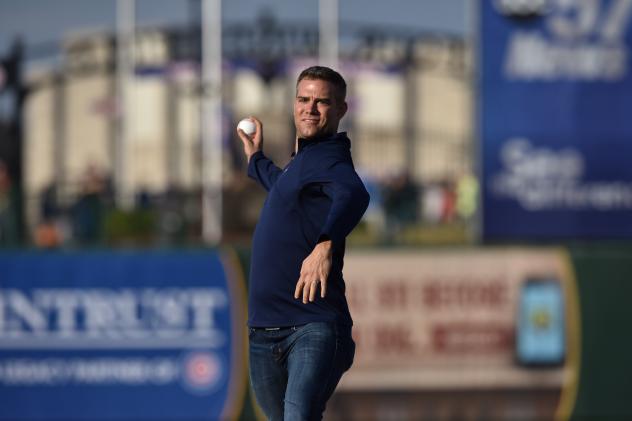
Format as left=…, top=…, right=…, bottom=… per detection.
left=308, top=100, right=318, bottom=114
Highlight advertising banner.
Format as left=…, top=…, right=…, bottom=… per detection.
left=0, top=251, right=247, bottom=421
left=480, top=0, right=632, bottom=239
left=339, top=248, right=577, bottom=392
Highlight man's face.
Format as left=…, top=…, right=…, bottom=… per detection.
left=293, top=78, right=347, bottom=140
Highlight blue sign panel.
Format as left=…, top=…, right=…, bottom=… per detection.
left=480, top=0, right=632, bottom=239
left=0, top=251, right=246, bottom=421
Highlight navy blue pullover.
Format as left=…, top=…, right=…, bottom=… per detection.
left=247, top=132, right=369, bottom=327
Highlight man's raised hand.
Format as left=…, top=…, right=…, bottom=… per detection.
left=236, top=117, right=263, bottom=162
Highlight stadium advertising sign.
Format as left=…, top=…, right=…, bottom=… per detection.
left=0, top=251, right=246, bottom=421
left=480, top=0, right=632, bottom=239
left=339, top=249, right=577, bottom=391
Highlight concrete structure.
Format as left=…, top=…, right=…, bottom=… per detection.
left=22, top=26, right=473, bottom=238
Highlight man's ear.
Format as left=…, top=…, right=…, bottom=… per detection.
left=338, top=101, right=348, bottom=119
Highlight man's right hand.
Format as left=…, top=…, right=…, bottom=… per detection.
left=236, top=117, right=263, bottom=163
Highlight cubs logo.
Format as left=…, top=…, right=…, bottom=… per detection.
left=180, top=351, right=224, bottom=395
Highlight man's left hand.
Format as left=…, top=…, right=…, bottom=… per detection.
left=294, top=240, right=332, bottom=304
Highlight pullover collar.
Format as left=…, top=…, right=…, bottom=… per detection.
left=292, top=132, right=349, bottom=157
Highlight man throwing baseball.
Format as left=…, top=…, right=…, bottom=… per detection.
left=236, top=66, right=370, bottom=421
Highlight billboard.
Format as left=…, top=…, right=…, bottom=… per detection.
left=339, top=248, right=577, bottom=391
left=480, top=0, right=632, bottom=239
left=0, top=251, right=247, bottom=421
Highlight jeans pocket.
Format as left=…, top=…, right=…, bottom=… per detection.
left=292, top=321, right=331, bottom=340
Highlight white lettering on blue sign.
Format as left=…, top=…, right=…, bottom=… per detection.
left=502, top=0, right=632, bottom=81
left=491, top=138, right=632, bottom=210
left=0, top=288, right=228, bottom=349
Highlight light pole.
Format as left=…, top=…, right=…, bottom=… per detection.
left=319, top=0, right=339, bottom=69
left=115, top=0, right=135, bottom=209
left=201, top=0, right=223, bottom=245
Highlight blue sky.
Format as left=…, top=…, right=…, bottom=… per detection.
left=0, top=0, right=468, bottom=56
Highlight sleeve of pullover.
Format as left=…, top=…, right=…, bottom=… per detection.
left=247, top=151, right=283, bottom=191
left=304, top=160, right=370, bottom=247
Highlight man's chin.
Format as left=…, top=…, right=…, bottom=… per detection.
left=298, top=130, right=319, bottom=140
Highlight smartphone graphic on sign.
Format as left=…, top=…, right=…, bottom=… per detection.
left=516, top=278, right=565, bottom=367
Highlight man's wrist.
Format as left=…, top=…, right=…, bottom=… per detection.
left=316, top=238, right=332, bottom=254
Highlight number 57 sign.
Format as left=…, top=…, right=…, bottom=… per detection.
left=494, top=0, right=632, bottom=80
left=480, top=0, right=632, bottom=240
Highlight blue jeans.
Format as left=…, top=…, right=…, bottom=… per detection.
left=248, top=321, right=355, bottom=421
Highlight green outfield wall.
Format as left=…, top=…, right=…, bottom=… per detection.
left=569, top=245, right=632, bottom=420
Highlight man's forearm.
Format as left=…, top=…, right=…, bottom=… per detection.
left=247, top=151, right=283, bottom=191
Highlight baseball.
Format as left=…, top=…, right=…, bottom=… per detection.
left=237, top=118, right=256, bottom=136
